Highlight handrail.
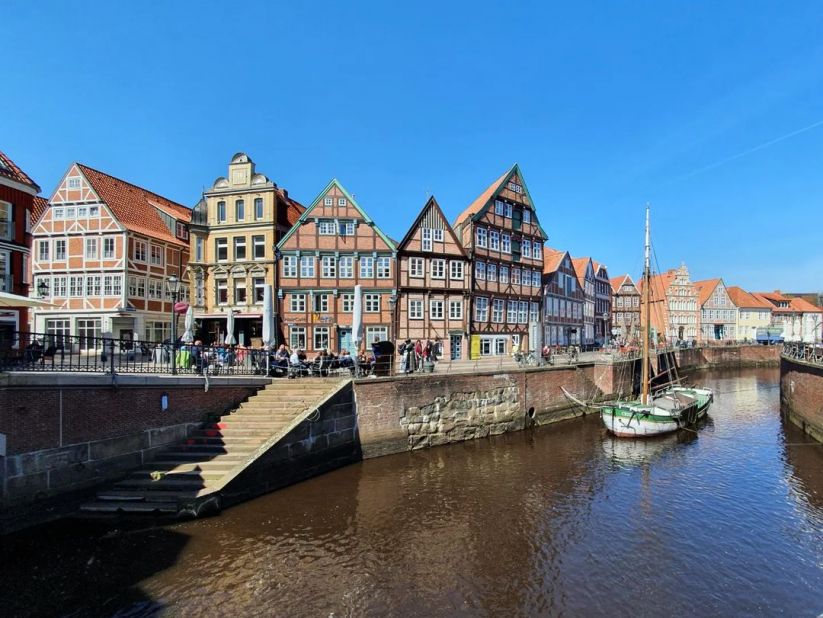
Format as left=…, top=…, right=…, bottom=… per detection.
left=782, top=342, right=823, bottom=366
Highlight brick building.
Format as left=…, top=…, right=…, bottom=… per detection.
left=30, top=163, right=191, bottom=345
left=541, top=248, right=583, bottom=347
left=640, top=264, right=700, bottom=345
left=571, top=257, right=596, bottom=349
left=453, top=164, right=547, bottom=357
left=610, top=274, right=640, bottom=345
left=593, top=260, right=611, bottom=346
left=695, top=278, right=736, bottom=341
left=276, top=179, right=396, bottom=353
left=0, top=150, right=41, bottom=338
left=396, top=197, right=470, bottom=360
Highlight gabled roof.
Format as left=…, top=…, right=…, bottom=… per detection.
left=398, top=196, right=467, bottom=257
left=76, top=163, right=191, bottom=245
left=283, top=192, right=305, bottom=226
left=542, top=247, right=568, bottom=274
left=610, top=274, right=635, bottom=294
left=592, top=260, right=609, bottom=279
left=790, top=297, right=823, bottom=313
left=31, top=195, right=49, bottom=225
left=727, top=286, right=772, bottom=310
left=694, top=278, right=722, bottom=306
left=0, top=150, right=40, bottom=191
left=571, top=257, right=593, bottom=287
left=453, top=164, right=548, bottom=239
left=277, top=178, right=395, bottom=250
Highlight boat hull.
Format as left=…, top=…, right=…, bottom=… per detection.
left=601, top=406, right=682, bottom=437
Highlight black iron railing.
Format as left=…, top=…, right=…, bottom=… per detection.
left=0, top=331, right=269, bottom=376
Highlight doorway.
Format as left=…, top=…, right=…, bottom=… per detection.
left=450, top=334, right=462, bottom=360
left=339, top=328, right=352, bottom=353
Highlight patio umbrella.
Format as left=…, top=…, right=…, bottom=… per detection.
left=262, top=285, right=275, bottom=348
left=225, top=311, right=237, bottom=346
left=181, top=306, right=195, bottom=344
left=352, top=284, right=363, bottom=351
left=0, top=291, right=53, bottom=307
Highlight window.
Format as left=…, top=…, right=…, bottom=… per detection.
left=475, top=262, right=486, bottom=280
left=103, top=275, right=121, bottom=296
left=234, top=279, right=247, bottom=304
left=46, top=319, right=70, bottom=347
left=410, top=257, right=424, bottom=278
left=495, top=200, right=505, bottom=216
left=235, top=199, right=245, bottom=221
left=134, top=240, right=147, bottom=262
left=492, top=299, right=504, bottom=323
left=52, top=275, right=67, bottom=297
left=518, top=301, right=528, bottom=324
left=253, top=277, right=265, bottom=302
left=148, top=279, right=163, bottom=300
left=409, top=299, right=423, bottom=319
left=433, top=229, right=444, bottom=242
left=430, top=300, right=444, bottom=320
left=69, top=275, right=84, bottom=297
left=0, top=250, right=8, bottom=292
left=430, top=259, right=445, bottom=279
left=38, top=240, right=49, bottom=261
left=322, top=256, right=336, bottom=278
left=505, top=203, right=513, bottom=218
left=523, top=241, right=532, bottom=258
left=253, top=235, right=265, bottom=259
left=176, top=221, right=188, bottom=240
left=422, top=228, right=432, bottom=251
left=337, top=197, right=347, bottom=207
left=339, top=221, right=355, bottom=236
left=103, top=237, right=115, bottom=259
left=508, top=181, right=523, bottom=194
left=150, top=244, right=162, bottom=265
left=501, top=234, right=511, bottom=253
left=487, top=264, right=497, bottom=282
left=314, top=327, right=330, bottom=350
left=76, top=318, right=101, bottom=350
left=66, top=207, right=75, bottom=218
left=360, top=256, right=374, bottom=278
left=512, top=268, right=521, bottom=285
left=532, top=271, right=541, bottom=287
left=507, top=301, right=518, bottom=323
left=67, top=177, right=81, bottom=189
left=342, top=294, right=354, bottom=312
left=523, top=209, right=531, bottom=224
left=474, top=297, right=489, bottom=322
left=216, top=238, right=228, bottom=261
left=216, top=279, right=228, bottom=304
left=234, top=237, right=247, bottom=261
left=300, top=256, right=316, bottom=277
left=500, top=266, right=509, bottom=284
left=476, top=228, right=487, bottom=248
left=449, top=300, right=463, bottom=320
left=489, top=231, right=500, bottom=250
left=533, top=241, right=542, bottom=259
left=145, top=321, right=171, bottom=344
left=313, top=294, right=330, bottom=313
left=53, top=208, right=64, bottom=220
left=85, top=275, right=101, bottom=296
left=290, top=293, right=306, bottom=312
left=51, top=239, right=65, bottom=261
left=319, top=220, right=336, bottom=235
left=254, top=198, right=264, bottom=220
left=339, top=256, right=354, bottom=278
left=282, top=256, right=297, bottom=278
left=217, top=201, right=226, bottom=223
left=324, top=197, right=333, bottom=207
left=290, top=327, right=307, bottom=350
left=365, top=294, right=380, bottom=312
left=377, top=257, right=391, bottom=278
left=450, top=261, right=464, bottom=280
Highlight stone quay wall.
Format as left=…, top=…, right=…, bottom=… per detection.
left=0, top=373, right=265, bottom=528
left=780, top=355, right=823, bottom=443
left=676, top=344, right=780, bottom=370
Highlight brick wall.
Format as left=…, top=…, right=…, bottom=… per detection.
left=677, top=345, right=779, bottom=369
left=780, top=356, right=823, bottom=443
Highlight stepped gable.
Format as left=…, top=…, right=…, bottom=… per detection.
left=76, top=163, right=191, bottom=245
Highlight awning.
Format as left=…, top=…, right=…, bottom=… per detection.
left=195, top=312, right=262, bottom=319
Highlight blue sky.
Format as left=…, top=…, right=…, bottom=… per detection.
left=3, top=1, right=823, bottom=291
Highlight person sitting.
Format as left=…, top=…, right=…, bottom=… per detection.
left=25, top=339, right=43, bottom=363
left=339, top=349, right=355, bottom=371
left=288, top=348, right=309, bottom=378
left=270, top=344, right=290, bottom=376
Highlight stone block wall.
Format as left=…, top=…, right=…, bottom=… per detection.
left=780, top=356, right=823, bottom=443
left=677, top=345, right=779, bottom=370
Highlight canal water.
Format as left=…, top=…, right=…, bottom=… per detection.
left=3, top=368, right=822, bottom=617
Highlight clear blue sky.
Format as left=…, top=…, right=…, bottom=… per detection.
left=3, top=1, right=823, bottom=291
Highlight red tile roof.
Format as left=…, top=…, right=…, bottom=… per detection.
left=693, top=278, right=721, bottom=307
left=789, top=297, right=823, bottom=313
left=77, top=163, right=191, bottom=245
left=0, top=150, right=40, bottom=191
left=282, top=192, right=305, bottom=226
left=31, top=195, right=49, bottom=225
left=454, top=167, right=512, bottom=228
left=542, top=247, right=567, bottom=274
left=727, top=286, right=771, bottom=309
left=610, top=274, right=634, bottom=294
left=571, top=257, right=592, bottom=287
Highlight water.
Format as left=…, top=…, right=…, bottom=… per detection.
left=3, top=368, right=822, bottom=617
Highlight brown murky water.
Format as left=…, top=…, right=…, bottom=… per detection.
left=3, top=368, right=822, bottom=617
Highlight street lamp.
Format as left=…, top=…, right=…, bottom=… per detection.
left=37, top=278, right=49, bottom=298
left=166, top=275, right=182, bottom=375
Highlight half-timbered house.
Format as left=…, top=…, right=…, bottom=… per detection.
left=396, top=196, right=470, bottom=360
left=30, top=163, right=191, bottom=345
left=571, top=257, right=596, bottom=349
left=610, top=274, right=640, bottom=345
left=593, top=261, right=612, bottom=346
left=276, top=179, right=396, bottom=354
left=542, top=248, right=584, bottom=347
left=453, top=164, right=547, bottom=358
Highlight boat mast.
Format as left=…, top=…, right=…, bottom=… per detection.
left=641, top=206, right=651, bottom=405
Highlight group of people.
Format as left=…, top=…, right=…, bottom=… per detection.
left=268, top=344, right=360, bottom=377
left=398, top=338, right=441, bottom=374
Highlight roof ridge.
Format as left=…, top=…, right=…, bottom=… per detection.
left=77, top=162, right=190, bottom=212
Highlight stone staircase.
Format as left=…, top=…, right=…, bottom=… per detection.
left=79, top=378, right=347, bottom=518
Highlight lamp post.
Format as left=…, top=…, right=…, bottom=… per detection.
left=37, top=278, right=49, bottom=298
left=166, top=275, right=182, bottom=375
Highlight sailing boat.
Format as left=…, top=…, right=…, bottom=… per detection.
left=600, top=207, right=713, bottom=437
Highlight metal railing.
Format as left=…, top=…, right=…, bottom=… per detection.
left=782, top=342, right=823, bottom=366
left=0, top=331, right=269, bottom=376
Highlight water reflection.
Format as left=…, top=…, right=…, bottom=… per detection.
left=2, top=368, right=821, bottom=617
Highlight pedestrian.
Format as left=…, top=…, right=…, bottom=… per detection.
left=414, top=339, right=423, bottom=371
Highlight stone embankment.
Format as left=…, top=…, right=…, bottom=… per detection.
left=780, top=350, right=823, bottom=443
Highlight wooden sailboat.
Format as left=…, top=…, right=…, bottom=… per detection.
left=600, top=207, right=713, bottom=437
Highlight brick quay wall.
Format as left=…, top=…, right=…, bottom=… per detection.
left=780, top=355, right=823, bottom=443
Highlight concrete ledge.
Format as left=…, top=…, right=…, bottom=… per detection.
left=0, top=372, right=272, bottom=388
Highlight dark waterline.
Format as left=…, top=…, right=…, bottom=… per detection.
left=3, top=368, right=822, bottom=617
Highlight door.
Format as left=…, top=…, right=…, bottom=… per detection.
left=339, top=328, right=352, bottom=354
left=450, top=334, right=462, bottom=360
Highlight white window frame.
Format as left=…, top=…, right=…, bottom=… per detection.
left=360, top=256, right=374, bottom=278
left=422, top=228, right=432, bottom=251
left=38, top=240, right=49, bottom=262
left=318, top=220, right=336, bottom=235
left=476, top=228, right=487, bottom=248
left=430, top=300, right=444, bottom=320
left=501, top=234, right=511, bottom=254
left=150, top=244, right=163, bottom=265
left=282, top=256, right=297, bottom=278
left=103, top=237, right=115, bottom=259
left=432, top=229, right=444, bottom=242
left=376, top=257, right=391, bottom=279
left=475, top=261, right=486, bottom=281
left=134, top=240, right=147, bottom=262
left=474, top=297, right=489, bottom=322
left=290, top=293, right=306, bottom=312
left=290, top=327, right=307, bottom=350
left=430, top=259, right=445, bottom=279
left=489, top=230, right=500, bottom=251
left=300, top=256, right=316, bottom=278
left=313, top=326, right=330, bottom=350
left=450, top=261, right=464, bottom=280
left=449, top=300, right=463, bottom=320
left=409, top=299, right=423, bottom=319
left=337, top=197, right=347, bottom=207
left=492, top=299, right=504, bottom=323
left=365, top=293, right=381, bottom=313
left=410, top=257, right=425, bottom=278
left=321, top=255, right=337, bottom=278
left=339, top=256, right=354, bottom=278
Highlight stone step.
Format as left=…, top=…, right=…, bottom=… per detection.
left=174, top=438, right=260, bottom=449
left=128, top=468, right=225, bottom=481
left=96, top=489, right=196, bottom=503
left=253, top=389, right=332, bottom=398
left=115, top=478, right=208, bottom=490
left=81, top=501, right=179, bottom=514
left=238, top=400, right=313, bottom=410
left=144, top=460, right=241, bottom=473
